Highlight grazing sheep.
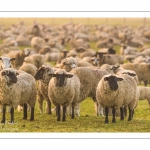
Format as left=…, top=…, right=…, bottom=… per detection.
left=138, top=86, right=150, bottom=108
left=96, top=73, right=139, bottom=123
left=48, top=69, right=80, bottom=121
left=0, top=68, right=37, bottom=123
left=34, top=65, right=55, bottom=114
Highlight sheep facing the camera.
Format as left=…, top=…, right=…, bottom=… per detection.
left=48, top=69, right=80, bottom=121
left=96, top=73, right=139, bottom=123
left=34, top=65, right=55, bottom=114
left=0, top=68, right=37, bottom=123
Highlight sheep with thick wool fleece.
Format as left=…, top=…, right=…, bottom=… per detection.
left=96, top=73, right=139, bottom=123
left=0, top=68, right=37, bottom=123
left=34, top=64, right=55, bottom=114
left=48, top=69, right=80, bottom=121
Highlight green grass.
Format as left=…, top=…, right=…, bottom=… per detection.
left=0, top=99, right=150, bottom=132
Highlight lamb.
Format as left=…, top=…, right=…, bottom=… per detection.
left=19, top=57, right=37, bottom=77
left=96, top=73, right=139, bottom=123
left=138, top=86, right=150, bottom=108
left=48, top=69, right=80, bottom=121
left=34, top=65, right=55, bottom=114
left=0, top=68, right=37, bottom=123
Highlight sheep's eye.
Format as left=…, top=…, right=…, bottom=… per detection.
left=2, top=72, right=5, bottom=76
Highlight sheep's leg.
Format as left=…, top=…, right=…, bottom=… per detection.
left=30, top=107, right=34, bottom=121
left=37, top=95, right=43, bottom=114
left=132, top=109, right=134, bottom=118
left=57, top=105, right=60, bottom=121
left=71, top=104, right=75, bottom=119
left=62, top=106, right=66, bottom=121
left=144, top=80, right=148, bottom=86
left=23, top=103, right=27, bottom=120
left=10, top=106, right=14, bottom=123
left=46, top=99, right=52, bottom=114
left=128, top=107, right=132, bottom=121
left=120, top=107, right=124, bottom=120
left=112, top=107, right=116, bottom=123
left=105, top=107, right=109, bottom=124
left=1, top=106, right=6, bottom=123
left=124, top=106, right=127, bottom=117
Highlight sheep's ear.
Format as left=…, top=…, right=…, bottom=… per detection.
left=16, top=72, right=19, bottom=76
left=0, top=57, right=2, bottom=60
left=63, top=62, right=66, bottom=65
left=10, top=58, right=16, bottom=61
left=1, top=72, right=5, bottom=76
left=117, top=78, right=123, bottom=81
left=104, top=77, right=109, bottom=81
left=128, top=72, right=136, bottom=77
left=65, top=74, right=73, bottom=78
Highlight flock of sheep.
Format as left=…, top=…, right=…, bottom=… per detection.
left=0, top=21, right=150, bottom=124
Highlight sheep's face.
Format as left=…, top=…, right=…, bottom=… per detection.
left=35, top=66, right=54, bottom=81
left=1, top=69, right=18, bottom=84
left=50, top=73, right=73, bottom=87
left=35, top=67, right=45, bottom=80
left=0, top=57, right=16, bottom=69
left=104, top=75, right=123, bottom=91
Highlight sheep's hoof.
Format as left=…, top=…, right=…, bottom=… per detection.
left=104, top=121, right=108, bottom=124
left=30, top=118, right=34, bottom=121
left=23, top=118, right=27, bottom=120
left=1, top=120, right=5, bottom=124
left=112, top=120, right=116, bottom=123
left=57, top=118, right=60, bottom=121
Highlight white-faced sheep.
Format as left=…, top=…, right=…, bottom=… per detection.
left=48, top=69, right=80, bottom=121
left=34, top=65, right=55, bottom=114
left=7, top=49, right=31, bottom=69
left=0, top=68, right=37, bottom=123
left=96, top=73, right=139, bottom=123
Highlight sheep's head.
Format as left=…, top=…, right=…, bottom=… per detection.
left=34, top=65, right=54, bottom=81
left=49, top=69, right=73, bottom=87
left=0, top=57, right=16, bottom=70
left=60, top=57, right=77, bottom=72
left=104, top=75, right=123, bottom=91
left=1, top=68, right=18, bottom=85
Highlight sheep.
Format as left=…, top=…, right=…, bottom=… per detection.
left=19, top=57, right=37, bottom=77
left=138, top=86, right=150, bottom=108
left=59, top=57, right=109, bottom=116
left=6, top=49, right=31, bottom=69
left=34, top=65, right=55, bottom=114
left=96, top=73, right=139, bottom=123
left=48, top=69, right=80, bottom=121
left=28, top=54, right=45, bottom=69
left=0, top=68, right=37, bottom=123
left=121, top=63, right=150, bottom=86
left=0, top=56, right=16, bottom=70
left=97, top=53, right=124, bottom=67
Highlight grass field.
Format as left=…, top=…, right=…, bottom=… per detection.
left=0, top=18, right=150, bottom=133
